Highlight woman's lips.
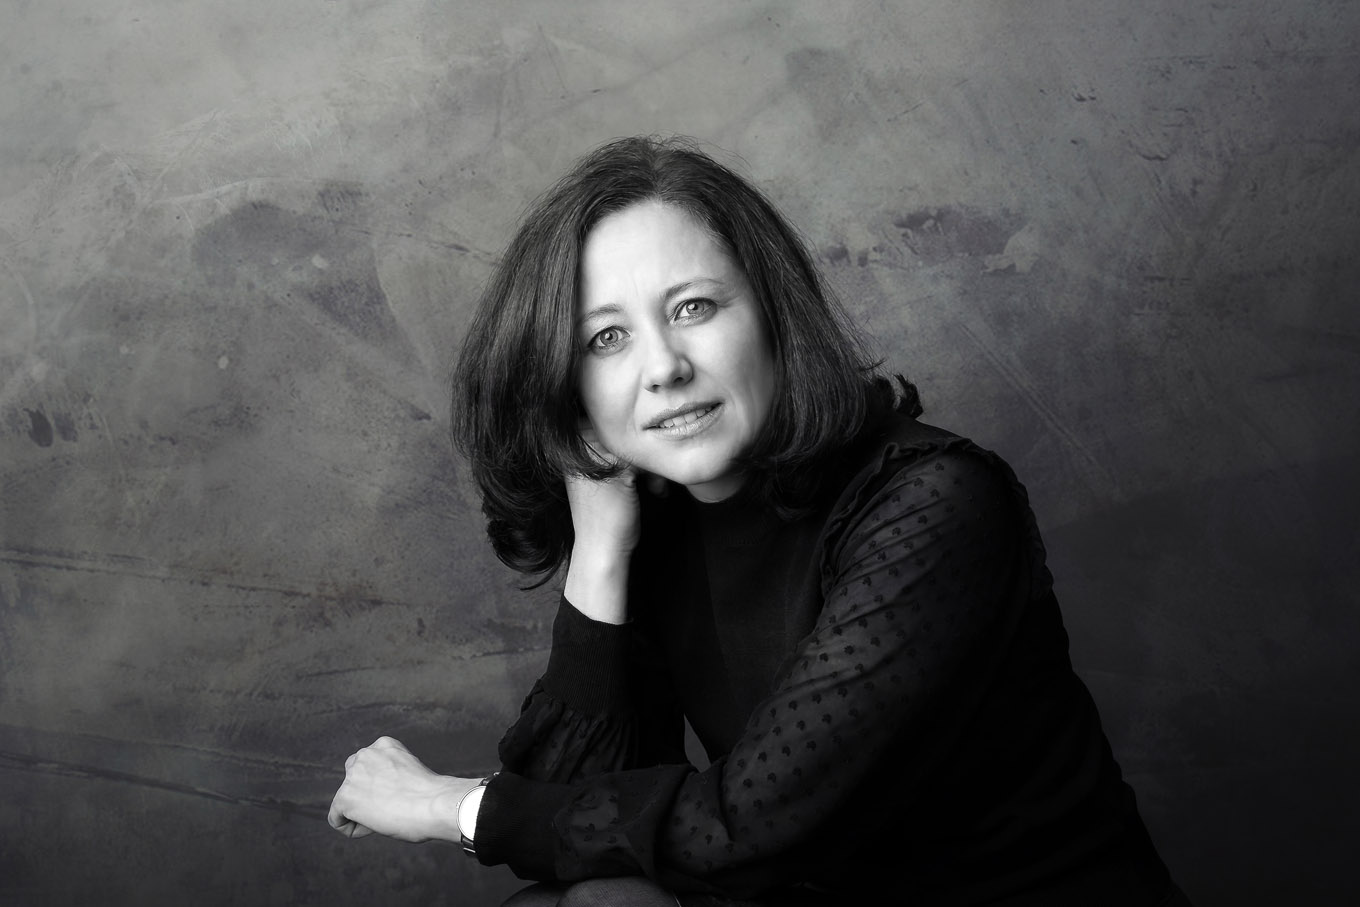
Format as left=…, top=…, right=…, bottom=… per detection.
left=647, top=403, right=722, bottom=436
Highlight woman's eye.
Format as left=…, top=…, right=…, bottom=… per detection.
left=589, top=327, right=624, bottom=351
left=676, top=298, right=714, bottom=320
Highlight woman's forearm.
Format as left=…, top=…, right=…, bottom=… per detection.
left=562, top=545, right=630, bottom=624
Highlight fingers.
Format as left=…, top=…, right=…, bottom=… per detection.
left=576, top=419, right=665, bottom=495
left=343, top=737, right=399, bottom=773
left=577, top=419, right=623, bottom=469
left=581, top=436, right=616, bottom=469
left=330, top=814, right=374, bottom=840
left=330, top=737, right=410, bottom=839
left=328, top=792, right=350, bottom=831
left=328, top=803, right=343, bottom=829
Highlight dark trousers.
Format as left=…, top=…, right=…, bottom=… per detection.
left=502, top=877, right=1194, bottom=907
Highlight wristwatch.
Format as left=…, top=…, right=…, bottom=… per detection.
left=458, top=774, right=496, bottom=855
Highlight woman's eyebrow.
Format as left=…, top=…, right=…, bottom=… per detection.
left=660, top=279, right=705, bottom=302
left=576, top=302, right=622, bottom=329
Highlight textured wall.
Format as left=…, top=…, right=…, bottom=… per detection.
left=2, top=2, right=1358, bottom=905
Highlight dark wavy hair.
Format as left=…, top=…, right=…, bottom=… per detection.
left=452, top=135, right=908, bottom=580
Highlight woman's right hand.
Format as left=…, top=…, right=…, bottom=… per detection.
left=328, top=736, right=477, bottom=844
left=561, top=428, right=644, bottom=625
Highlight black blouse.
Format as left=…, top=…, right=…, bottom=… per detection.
left=472, top=412, right=1174, bottom=905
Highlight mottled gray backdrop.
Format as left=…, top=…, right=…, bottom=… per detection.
left=2, top=2, right=1357, bottom=905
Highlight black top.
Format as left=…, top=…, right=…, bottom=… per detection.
left=472, top=408, right=1175, bottom=905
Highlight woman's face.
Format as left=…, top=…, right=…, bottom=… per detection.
left=575, top=200, right=777, bottom=502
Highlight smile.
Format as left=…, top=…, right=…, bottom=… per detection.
left=647, top=403, right=722, bottom=437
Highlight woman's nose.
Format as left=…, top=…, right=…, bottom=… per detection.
left=642, top=334, right=693, bottom=391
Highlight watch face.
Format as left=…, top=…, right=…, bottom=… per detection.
left=459, top=775, right=495, bottom=855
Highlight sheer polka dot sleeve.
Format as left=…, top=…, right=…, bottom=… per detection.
left=646, top=448, right=1027, bottom=883
left=480, top=447, right=1038, bottom=896
left=701, top=448, right=1027, bottom=849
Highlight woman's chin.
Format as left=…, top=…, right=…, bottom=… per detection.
left=670, top=470, right=745, bottom=503
left=632, top=443, right=750, bottom=501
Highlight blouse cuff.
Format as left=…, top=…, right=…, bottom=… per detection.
left=540, top=595, right=636, bottom=715
left=470, top=771, right=574, bottom=878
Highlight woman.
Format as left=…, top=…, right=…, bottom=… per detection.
left=329, top=136, right=1189, bottom=906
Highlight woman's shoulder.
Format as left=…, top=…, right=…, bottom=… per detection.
left=823, top=405, right=1025, bottom=532
left=837, top=376, right=979, bottom=469
left=820, top=402, right=1055, bottom=590
left=842, top=405, right=994, bottom=487
left=876, top=409, right=962, bottom=452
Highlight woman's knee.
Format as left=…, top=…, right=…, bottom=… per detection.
left=501, top=882, right=569, bottom=907
left=556, top=876, right=680, bottom=907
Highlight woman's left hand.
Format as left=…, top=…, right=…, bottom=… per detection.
left=328, top=736, right=478, bottom=843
